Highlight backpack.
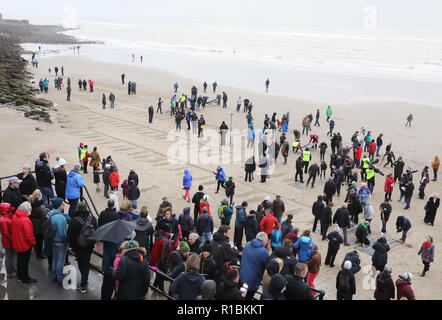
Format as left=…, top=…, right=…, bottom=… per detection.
left=42, top=211, right=59, bottom=239
left=218, top=205, right=227, bottom=219
left=74, top=214, right=96, bottom=248
left=338, top=272, right=351, bottom=291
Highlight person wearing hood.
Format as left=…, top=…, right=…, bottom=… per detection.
left=293, top=230, right=314, bottom=263
left=218, top=268, right=244, bottom=300
left=219, top=198, right=234, bottom=226
left=197, top=279, right=217, bottom=300
left=196, top=207, right=214, bottom=243
left=260, top=273, right=287, bottom=300
left=272, top=195, right=285, bottom=223
left=192, top=185, right=205, bottom=223
left=113, top=240, right=150, bottom=300
left=305, top=244, right=321, bottom=290
left=182, top=169, right=192, bottom=203
left=374, top=265, right=395, bottom=300
left=167, top=250, right=185, bottom=279
left=341, top=250, right=361, bottom=274
left=133, top=207, right=154, bottom=255
left=245, top=210, right=258, bottom=242
left=372, top=237, right=390, bottom=274
left=53, top=159, right=67, bottom=199
left=325, top=225, right=344, bottom=267
left=28, top=190, right=49, bottom=259
left=395, top=272, right=415, bottom=300
left=418, top=236, right=435, bottom=277
left=271, top=240, right=298, bottom=276
left=34, top=152, right=54, bottom=207
left=424, top=193, right=440, bottom=226
left=312, top=195, right=324, bottom=233
left=336, top=261, right=356, bottom=300
left=234, top=201, right=247, bottom=251
left=67, top=201, right=97, bottom=292
left=0, top=203, right=17, bottom=277
left=2, top=177, right=24, bottom=212
left=396, top=215, right=411, bottom=244
left=323, top=178, right=336, bottom=205
left=284, top=262, right=315, bottom=300
left=16, top=164, right=37, bottom=197
left=418, top=166, right=430, bottom=199
left=65, top=163, right=85, bottom=217
left=355, top=221, right=370, bottom=246
left=393, top=157, right=405, bottom=182
left=213, top=166, right=226, bottom=193
left=178, top=207, right=194, bottom=240
left=431, top=155, right=440, bottom=181
left=320, top=202, right=333, bottom=241
left=225, top=177, right=235, bottom=205
left=11, top=202, right=37, bottom=284
left=240, top=232, right=270, bottom=299
left=170, top=253, right=206, bottom=300
left=210, top=225, right=234, bottom=272
left=403, top=179, right=414, bottom=210
left=199, top=242, right=218, bottom=282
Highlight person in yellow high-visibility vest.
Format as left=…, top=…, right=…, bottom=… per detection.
left=302, top=148, right=311, bottom=173
left=80, top=145, right=90, bottom=174
left=366, top=165, right=376, bottom=193
left=292, top=140, right=303, bottom=153
left=361, top=155, right=371, bottom=181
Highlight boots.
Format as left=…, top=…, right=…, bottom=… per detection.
left=400, top=235, right=407, bottom=244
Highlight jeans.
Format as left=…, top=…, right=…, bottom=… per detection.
left=110, top=101, right=114, bottom=109
left=130, top=200, right=138, bottom=209
left=39, top=186, right=54, bottom=207
left=52, top=242, right=68, bottom=282
left=376, top=146, right=381, bottom=157
left=149, top=113, right=153, bottom=123
left=434, top=168, right=438, bottom=179
left=5, top=247, right=17, bottom=274
left=201, top=232, right=212, bottom=243
left=17, top=249, right=32, bottom=281
left=68, top=198, right=79, bottom=217
left=176, top=122, right=181, bottom=131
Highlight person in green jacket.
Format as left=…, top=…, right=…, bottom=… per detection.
left=326, top=106, right=332, bottom=123
left=219, top=198, right=234, bottom=226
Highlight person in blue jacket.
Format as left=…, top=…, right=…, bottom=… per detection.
left=48, top=197, right=70, bottom=286
left=271, top=227, right=282, bottom=252
left=281, top=121, right=288, bottom=134
left=240, top=232, right=270, bottom=299
left=214, top=166, right=226, bottom=193
left=293, top=230, right=314, bottom=262
left=65, top=163, right=85, bottom=217
left=183, top=169, right=193, bottom=203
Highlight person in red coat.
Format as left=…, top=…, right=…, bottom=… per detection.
left=259, top=209, right=280, bottom=250
left=11, top=202, right=37, bottom=283
left=0, top=203, right=17, bottom=277
left=368, top=140, right=377, bottom=161
left=395, top=272, right=415, bottom=300
left=354, top=144, right=363, bottom=168
left=110, top=169, right=120, bottom=191
left=384, top=173, right=395, bottom=201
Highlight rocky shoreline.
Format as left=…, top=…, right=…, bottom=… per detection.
left=0, top=18, right=97, bottom=123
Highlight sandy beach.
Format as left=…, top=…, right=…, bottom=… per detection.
left=1, top=53, right=441, bottom=300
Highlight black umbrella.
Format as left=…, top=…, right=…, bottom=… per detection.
left=90, top=220, right=136, bottom=244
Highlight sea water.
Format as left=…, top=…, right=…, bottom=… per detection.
left=22, top=21, right=442, bottom=106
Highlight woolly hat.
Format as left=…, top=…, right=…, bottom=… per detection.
left=230, top=257, right=241, bottom=267
left=202, top=207, right=208, bottom=214
left=50, top=197, right=64, bottom=209
left=343, top=260, right=352, bottom=270
left=179, top=241, right=190, bottom=254
left=334, top=225, right=341, bottom=233
left=201, top=241, right=211, bottom=253
left=200, top=280, right=216, bottom=299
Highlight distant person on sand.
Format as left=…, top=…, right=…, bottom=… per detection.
left=265, top=78, right=270, bottom=92
left=109, top=92, right=115, bottom=109
left=157, top=98, right=163, bottom=114
left=121, top=73, right=125, bottom=84
left=102, top=94, right=106, bottom=110
left=148, top=106, right=154, bottom=123
left=174, top=81, right=178, bottom=93
left=326, top=105, right=332, bottom=122
left=405, top=114, right=413, bottom=127
left=213, top=81, right=217, bottom=93
left=203, top=81, right=207, bottom=93
left=66, top=86, right=71, bottom=101
left=82, top=79, right=87, bottom=91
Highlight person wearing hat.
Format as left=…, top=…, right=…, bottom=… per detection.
left=225, top=177, right=235, bottom=206
left=336, top=260, right=356, bottom=300
left=2, top=177, right=24, bottom=211
left=260, top=273, right=288, bottom=300
left=65, top=163, right=85, bottom=218
left=179, top=240, right=191, bottom=261
left=197, top=279, right=217, bottom=300
left=16, top=164, right=37, bottom=197
left=234, top=201, right=248, bottom=251
left=113, top=240, right=150, bottom=300
left=53, top=158, right=67, bottom=199
left=11, top=202, right=37, bottom=284
left=325, top=225, right=344, bottom=267
left=374, top=265, right=395, bottom=300
left=199, top=242, right=218, bottom=282
left=395, top=272, right=415, bottom=300
left=219, top=255, right=242, bottom=285
left=48, top=197, right=70, bottom=286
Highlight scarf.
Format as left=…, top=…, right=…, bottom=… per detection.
left=423, top=241, right=432, bottom=249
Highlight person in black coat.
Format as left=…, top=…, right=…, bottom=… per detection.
left=211, top=226, right=234, bottom=272
left=333, top=203, right=351, bottom=245
left=167, top=251, right=185, bottom=279
left=219, top=268, right=244, bottom=300
left=284, top=262, right=315, bottom=300
left=312, top=195, right=324, bottom=232
left=133, top=208, right=154, bottom=255
left=191, top=185, right=205, bottom=223
left=371, top=236, right=390, bottom=272
left=244, top=156, right=256, bottom=182
left=1, top=178, right=24, bottom=211
left=320, top=203, right=333, bottom=240
left=113, top=240, right=150, bottom=300
left=323, top=178, right=336, bottom=205
left=67, top=201, right=98, bottom=291
left=325, top=226, right=344, bottom=267
left=260, top=273, right=287, bottom=300
left=280, top=214, right=293, bottom=240
left=295, top=156, right=304, bottom=183
left=272, top=240, right=298, bottom=276
left=306, top=163, right=320, bottom=188
left=424, top=194, right=440, bottom=226
left=348, top=193, right=363, bottom=225
left=336, top=261, right=356, bottom=300
left=199, top=242, right=218, bottom=282
left=169, top=254, right=206, bottom=300
left=98, top=200, right=120, bottom=227
left=341, top=251, right=361, bottom=274
left=102, top=164, right=111, bottom=198
left=393, top=157, right=405, bottom=182
left=244, top=211, right=259, bottom=242
left=17, top=165, right=37, bottom=197
left=380, top=200, right=392, bottom=233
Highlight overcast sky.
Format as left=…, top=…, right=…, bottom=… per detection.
left=1, top=0, right=441, bottom=29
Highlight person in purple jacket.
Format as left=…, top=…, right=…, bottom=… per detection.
left=183, top=169, right=193, bottom=203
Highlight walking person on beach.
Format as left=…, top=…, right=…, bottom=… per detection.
left=157, top=98, right=163, bottom=114
left=265, top=78, right=270, bottom=92
left=327, top=118, right=335, bottom=136
left=325, top=225, right=343, bottom=267
left=109, top=92, right=115, bottom=109
left=66, top=85, right=71, bottom=101
left=379, top=199, right=392, bottom=234
left=89, top=79, right=94, bottom=92
left=395, top=273, right=415, bottom=300
left=333, top=203, right=351, bottom=245
left=82, top=79, right=87, bottom=91
left=183, top=169, right=192, bottom=203
left=174, top=81, right=178, bottom=93
left=102, top=94, right=106, bottom=110
left=198, top=115, right=205, bottom=138
left=424, top=193, right=440, bottom=226
left=418, top=236, right=435, bottom=277
left=405, top=114, right=413, bottom=127
left=326, top=106, right=332, bottom=122
left=418, top=166, right=430, bottom=199
left=121, top=73, right=125, bottom=84
left=213, top=81, right=217, bottom=93
left=431, top=155, right=439, bottom=181
left=148, top=106, right=154, bottom=123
